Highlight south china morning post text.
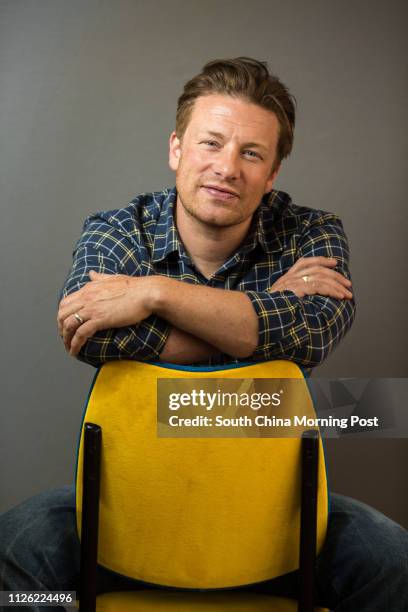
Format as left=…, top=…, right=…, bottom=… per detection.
left=156, top=378, right=384, bottom=438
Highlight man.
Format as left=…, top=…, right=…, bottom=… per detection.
left=1, top=57, right=407, bottom=611
left=57, top=58, right=354, bottom=370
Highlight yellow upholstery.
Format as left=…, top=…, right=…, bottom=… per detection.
left=76, top=359, right=328, bottom=604
left=96, top=590, right=329, bottom=611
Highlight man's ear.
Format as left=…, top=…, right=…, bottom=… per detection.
left=169, top=131, right=182, bottom=172
left=264, top=163, right=280, bottom=194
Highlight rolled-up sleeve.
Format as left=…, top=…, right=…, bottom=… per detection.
left=61, top=218, right=170, bottom=367
left=245, top=215, right=356, bottom=367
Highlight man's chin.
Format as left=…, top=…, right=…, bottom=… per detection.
left=177, top=192, right=247, bottom=228
left=187, top=202, right=241, bottom=227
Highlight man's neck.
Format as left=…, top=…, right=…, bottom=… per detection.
left=175, top=200, right=252, bottom=280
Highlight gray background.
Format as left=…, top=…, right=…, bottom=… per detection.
left=1, top=0, right=407, bottom=526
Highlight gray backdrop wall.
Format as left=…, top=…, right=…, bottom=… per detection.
left=1, top=0, right=407, bottom=527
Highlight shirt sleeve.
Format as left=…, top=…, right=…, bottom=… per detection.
left=245, top=214, right=356, bottom=368
left=60, top=217, right=170, bottom=367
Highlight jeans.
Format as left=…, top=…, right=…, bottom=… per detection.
left=0, top=486, right=407, bottom=611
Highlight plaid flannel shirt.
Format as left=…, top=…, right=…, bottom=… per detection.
left=61, top=187, right=355, bottom=369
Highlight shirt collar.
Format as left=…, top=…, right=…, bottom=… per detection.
left=242, top=191, right=287, bottom=255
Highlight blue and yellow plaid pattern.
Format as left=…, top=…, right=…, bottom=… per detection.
left=62, top=187, right=355, bottom=369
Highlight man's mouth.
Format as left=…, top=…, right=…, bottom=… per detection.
left=201, top=184, right=239, bottom=200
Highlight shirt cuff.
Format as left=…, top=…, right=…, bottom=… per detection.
left=245, top=290, right=309, bottom=358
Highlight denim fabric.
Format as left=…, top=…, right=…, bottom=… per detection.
left=0, top=485, right=407, bottom=611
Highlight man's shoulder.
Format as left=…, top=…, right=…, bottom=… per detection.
left=82, top=187, right=175, bottom=239
left=263, top=190, right=344, bottom=237
left=266, top=189, right=342, bottom=225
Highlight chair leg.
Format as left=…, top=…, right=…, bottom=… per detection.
left=79, top=423, right=102, bottom=612
left=298, top=430, right=319, bottom=612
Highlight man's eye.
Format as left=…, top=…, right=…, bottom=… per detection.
left=202, top=140, right=219, bottom=147
left=243, top=150, right=261, bottom=159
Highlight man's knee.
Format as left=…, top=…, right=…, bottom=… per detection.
left=0, top=486, right=78, bottom=589
left=327, top=493, right=408, bottom=582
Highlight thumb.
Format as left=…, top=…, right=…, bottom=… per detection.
left=89, top=270, right=104, bottom=280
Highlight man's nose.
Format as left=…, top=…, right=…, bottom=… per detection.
left=212, top=148, right=240, bottom=181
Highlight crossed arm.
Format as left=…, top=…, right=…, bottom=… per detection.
left=59, top=274, right=258, bottom=359
left=58, top=221, right=355, bottom=368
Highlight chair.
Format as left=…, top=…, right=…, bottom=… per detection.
left=75, top=360, right=330, bottom=611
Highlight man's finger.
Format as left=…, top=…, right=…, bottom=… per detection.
left=62, top=325, right=75, bottom=351
left=62, top=312, right=85, bottom=349
left=296, top=266, right=352, bottom=287
left=89, top=270, right=125, bottom=281
left=57, top=300, right=84, bottom=333
left=291, top=257, right=338, bottom=272
left=59, top=286, right=87, bottom=308
left=303, top=278, right=353, bottom=299
left=303, top=273, right=353, bottom=297
left=271, top=276, right=353, bottom=299
left=69, top=319, right=99, bottom=356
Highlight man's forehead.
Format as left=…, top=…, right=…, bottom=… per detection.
left=187, top=94, right=279, bottom=139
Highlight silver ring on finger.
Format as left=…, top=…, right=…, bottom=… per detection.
left=73, top=313, right=84, bottom=325
left=302, top=275, right=310, bottom=283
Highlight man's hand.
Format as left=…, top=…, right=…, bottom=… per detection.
left=59, top=274, right=258, bottom=360
left=269, top=257, right=353, bottom=299
left=57, top=271, right=157, bottom=356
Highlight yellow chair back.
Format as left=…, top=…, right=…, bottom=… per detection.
left=76, top=360, right=328, bottom=589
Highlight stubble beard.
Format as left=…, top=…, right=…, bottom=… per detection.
left=177, top=182, right=247, bottom=229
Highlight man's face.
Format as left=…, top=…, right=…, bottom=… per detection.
left=169, top=94, right=280, bottom=229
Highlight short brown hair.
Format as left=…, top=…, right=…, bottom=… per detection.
left=176, top=57, right=296, bottom=166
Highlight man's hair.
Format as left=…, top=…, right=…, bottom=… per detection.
left=176, top=57, right=296, bottom=166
